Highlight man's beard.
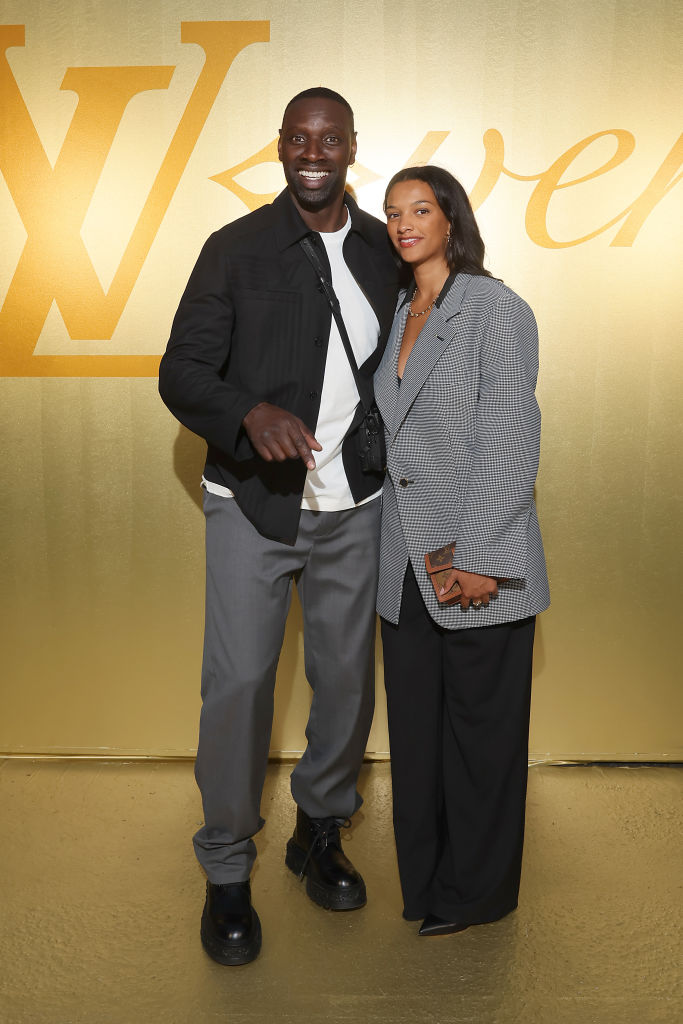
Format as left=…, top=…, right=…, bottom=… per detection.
left=284, top=167, right=344, bottom=211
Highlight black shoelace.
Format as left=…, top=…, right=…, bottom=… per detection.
left=297, top=817, right=351, bottom=879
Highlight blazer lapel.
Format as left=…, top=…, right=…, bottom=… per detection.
left=385, top=274, right=471, bottom=443
left=374, top=296, right=405, bottom=435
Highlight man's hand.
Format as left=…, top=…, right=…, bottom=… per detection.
left=243, top=402, right=322, bottom=470
left=438, top=568, right=499, bottom=610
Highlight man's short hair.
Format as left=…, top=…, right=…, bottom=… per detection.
left=282, top=88, right=355, bottom=130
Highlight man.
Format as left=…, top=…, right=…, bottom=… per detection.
left=159, top=87, right=399, bottom=965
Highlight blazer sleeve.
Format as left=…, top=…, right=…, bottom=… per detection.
left=158, top=231, right=261, bottom=460
left=453, top=289, right=541, bottom=580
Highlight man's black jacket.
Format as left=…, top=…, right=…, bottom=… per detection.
left=159, top=189, right=400, bottom=544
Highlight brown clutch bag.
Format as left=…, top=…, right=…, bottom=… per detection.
left=424, top=542, right=461, bottom=605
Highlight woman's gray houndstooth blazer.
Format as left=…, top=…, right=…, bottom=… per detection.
left=374, top=272, right=550, bottom=629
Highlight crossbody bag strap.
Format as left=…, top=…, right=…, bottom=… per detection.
left=299, top=235, right=372, bottom=412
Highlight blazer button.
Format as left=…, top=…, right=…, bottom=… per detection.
left=309, top=391, right=318, bottom=400
left=399, top=478, right=408, bottom=487
left=314, top=337, right=324, bottom=347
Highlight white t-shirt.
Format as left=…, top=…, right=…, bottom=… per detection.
left=204, top=211, right=381, bottom=511
left=301, top=216, right=380, bottom=511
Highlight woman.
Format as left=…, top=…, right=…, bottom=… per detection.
left=375, top=166, right=550, bottom=936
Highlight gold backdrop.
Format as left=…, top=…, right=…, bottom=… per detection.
left=1, top=0, right=681, bottom=758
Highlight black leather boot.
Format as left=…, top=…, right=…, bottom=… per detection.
left=285, top=806, right=366, bottom=910
left=200, top=880, right=262, bottom=965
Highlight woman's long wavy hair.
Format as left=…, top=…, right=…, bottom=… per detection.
left=384, top=165, right=491, bottom=278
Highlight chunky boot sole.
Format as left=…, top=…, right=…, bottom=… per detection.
left=200, top=905, right=262, bottom=966
left=285, top=838, right=367, bottom=911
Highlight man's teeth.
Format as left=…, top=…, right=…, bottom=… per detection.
left=300, top=170, right=329, bottom=178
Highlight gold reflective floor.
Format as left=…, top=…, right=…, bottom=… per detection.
left=1, top=760, right=681, bottom=1024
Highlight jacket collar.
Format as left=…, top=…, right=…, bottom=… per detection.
left=273, top=188, right=371, bottom=251
left=398, top=269, right=467, bottom=316
left=375, top=273, right=473, bottom=440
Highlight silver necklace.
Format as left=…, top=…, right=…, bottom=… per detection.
left=407, top=296, right=436, bottom=318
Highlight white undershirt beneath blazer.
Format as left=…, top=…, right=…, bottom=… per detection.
left=301, top=216, right=380, bottom=511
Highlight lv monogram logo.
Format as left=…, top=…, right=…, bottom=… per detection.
left=1, top=22, right=681, bottom=378
left=0, top=21, right=269, bottom=376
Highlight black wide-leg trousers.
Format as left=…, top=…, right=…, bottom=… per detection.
left=380, top=564, right=536, bottom=924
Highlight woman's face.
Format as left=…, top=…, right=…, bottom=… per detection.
left=385, top=180, right=451, bottom=269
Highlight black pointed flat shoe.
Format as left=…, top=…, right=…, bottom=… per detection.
left=418, top=913, right=469, bottom=936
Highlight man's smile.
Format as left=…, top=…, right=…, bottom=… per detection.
left=299, top=169, right=331, bottom=181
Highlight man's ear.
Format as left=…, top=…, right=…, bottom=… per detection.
left=349, top=131, right=358, bottom=167
left=277, top=129, right=283, bottom=163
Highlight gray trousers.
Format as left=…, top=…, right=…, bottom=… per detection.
left=193, top=490, right=381, bottom=883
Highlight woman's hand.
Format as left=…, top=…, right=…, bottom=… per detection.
left=438, top=569, right=498, bottom=610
